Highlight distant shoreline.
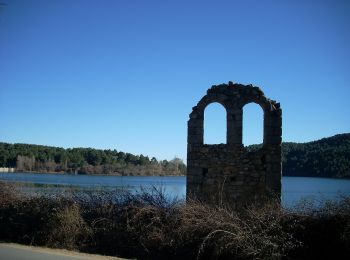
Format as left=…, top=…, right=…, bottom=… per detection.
left=1, top=133, right=349, bottom=178
left=1, top=171, right=349, bottom=180
left=0, top=170, right=186, bottom=177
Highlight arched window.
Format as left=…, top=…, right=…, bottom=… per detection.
left=243, top=103, right=264, bottom=146
left=204, top=102, right=226, bottom=144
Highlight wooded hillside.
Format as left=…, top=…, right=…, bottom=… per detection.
left=0, top=143, right=185, bottom=176
left=247, top=133, right=350, bottom=178
left=281, top=133, right=350, bottom=178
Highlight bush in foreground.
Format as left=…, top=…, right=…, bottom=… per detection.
left=0, top=182, right=349, bottom=259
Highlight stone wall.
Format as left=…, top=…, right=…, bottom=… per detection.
left=0, top=167, right=15, bottom=173
left=187, top=82, right=282, bottom=207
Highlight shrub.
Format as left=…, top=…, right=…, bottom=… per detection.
left=44, top=203, right=92, bottom=250
left=0, top=181, right=349, bottom=259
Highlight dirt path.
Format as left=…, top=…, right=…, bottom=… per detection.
left=0, top=243, right=127, bottom=260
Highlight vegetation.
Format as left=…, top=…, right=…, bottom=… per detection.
left=0, top=133, right=349, bottom=177
left=0, top=142, right=185, bottom=175
left=248, top=133, right=350, bottom=178
left=282, top=133, right=350, bottom=178
left=0, top=182, right=349, bottom=259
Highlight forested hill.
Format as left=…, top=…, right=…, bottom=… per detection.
left=0, top=143, right=186, bottom=176
left=281, top=133, right=350, bottom=178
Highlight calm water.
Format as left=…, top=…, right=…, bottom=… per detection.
left=1, top=172, right=350, bottom=207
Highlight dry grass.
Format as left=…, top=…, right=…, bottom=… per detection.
left=45, top=203, right=92, bottom=250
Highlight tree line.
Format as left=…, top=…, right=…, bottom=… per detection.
left=248, top=133, right=350, bottom=178
left=0, top=143, right=186, bottom=176
left=281, top=133, right=350, bottom=178
left=0, top=133, right=349, bottom=177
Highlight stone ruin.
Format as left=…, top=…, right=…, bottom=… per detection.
left=186, top=82, right=282, bottom=207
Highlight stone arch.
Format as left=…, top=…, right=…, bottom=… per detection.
left=203, top=102, right=227, bottom=145
left=187, top=82, right=282, bottom=207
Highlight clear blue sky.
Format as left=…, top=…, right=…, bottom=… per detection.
left=1, top=0, right=349, bottom=160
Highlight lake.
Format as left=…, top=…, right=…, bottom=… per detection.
left=1, top=172, right=350, bottom=207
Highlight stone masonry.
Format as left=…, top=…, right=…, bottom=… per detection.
left=187, top=82, right=282, bottom=207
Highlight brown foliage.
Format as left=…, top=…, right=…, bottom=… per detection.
left=0, top=181, right=349, bottom=259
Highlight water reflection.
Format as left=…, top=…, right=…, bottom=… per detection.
left=1, top=172, right=350, bottom=208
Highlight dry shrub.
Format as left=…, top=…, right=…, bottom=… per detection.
left=84, top=199, right=132, bottom=256
left=1, top=183, right=350, bottom=260
left=173, top=200, right=299, bottom=260
left=0, top=195, right=60, bottom=244
left=286, top=196, right=350, bottom=259
left=45, top=203, right=92, bottom=250
left=86, top=187, right=182, bottom=258
left=121, top=197, right=299, bottom=260
left=0, top=181, right=22, bottom=205
left=124, top=204, right=177, bottom=258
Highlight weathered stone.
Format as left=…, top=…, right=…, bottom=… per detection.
left=186, top=82, right=282, bottom=208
